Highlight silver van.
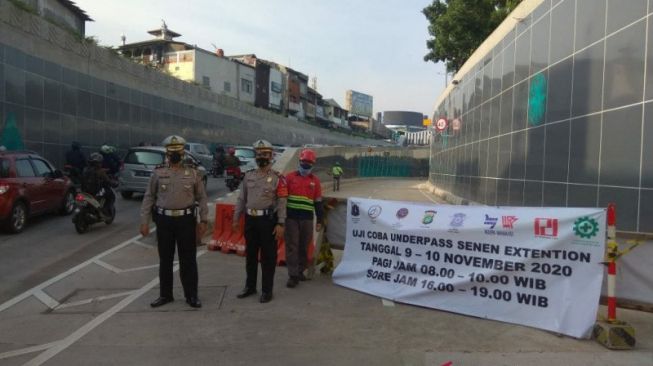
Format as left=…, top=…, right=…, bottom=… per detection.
left=118, top=146, right=207, bottom=199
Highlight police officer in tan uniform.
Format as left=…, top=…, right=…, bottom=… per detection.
left=233, top=139, right=287, bottom=303
left=140, top=135, right=208, bottom=308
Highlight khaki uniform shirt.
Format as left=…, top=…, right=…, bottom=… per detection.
left=140, top=164, right=208, bottom=225
left=234, top=167, right=288, bottom=224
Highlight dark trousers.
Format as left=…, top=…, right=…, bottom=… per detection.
left=154, top=214, right=198, bottom=299
left=333, top=176, right=341, bottom=191
left=284, top=218, right=313, bottom=278
left=244, top=215, right=277, bottom=294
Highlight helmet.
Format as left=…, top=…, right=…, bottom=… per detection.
left=89, top=152, right=103, bottom=163
left=252, top=139, right=273, bottom=152
left=228, top=147, right=235, bottom=155
left=162, top=135, right=186, bottom=152
left=100, top=145, right=112, bottom=154
left=299, top=149, right=316, bottom=164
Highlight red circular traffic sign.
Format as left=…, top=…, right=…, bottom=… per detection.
left=435, top=118, right=448, bottom=131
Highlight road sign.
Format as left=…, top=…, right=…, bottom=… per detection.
left=435, top=118, right=448, bottom=132
left=452, top=118, right=461, bottom=131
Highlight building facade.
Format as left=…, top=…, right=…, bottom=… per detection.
left=23, top=0, right=91, bottom=37
left=431, top=0, right=652, bottom=233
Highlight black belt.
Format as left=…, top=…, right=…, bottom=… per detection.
left=155, top=206, right=195, bottom=217
left=246, top=208, right=273, bottom=217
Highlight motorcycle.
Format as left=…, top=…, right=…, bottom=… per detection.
left=225, top=166, right=242, bottom=191
left=211, top=159, right=223, bottom=178
left=72, top=188, right=115, bottom=234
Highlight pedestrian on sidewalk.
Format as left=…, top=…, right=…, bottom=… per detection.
left=140, top=135, right=208, bottom=309
left=331, top=161, right=344, bottom=191
left=284, top=149, right=324, bottom=288
left=233, top=139, right=287, bottom=303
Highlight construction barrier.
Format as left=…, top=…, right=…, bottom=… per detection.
left=209, top=202, right=315, bottom=267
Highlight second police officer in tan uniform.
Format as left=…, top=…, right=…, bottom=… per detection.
left=140, top=135, right=208, bottom=309
left=233, top=139, right=288, bottom=303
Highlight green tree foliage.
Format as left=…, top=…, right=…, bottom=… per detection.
left=423, top=0, right=522, bottom=72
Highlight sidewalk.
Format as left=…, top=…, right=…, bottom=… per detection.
left=1, top=179, right=652, bottom=365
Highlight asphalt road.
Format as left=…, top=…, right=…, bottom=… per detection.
left=0, top=176, right=229, bottom=304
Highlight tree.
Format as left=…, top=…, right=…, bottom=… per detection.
left=423, top=0, right=522, bottom=72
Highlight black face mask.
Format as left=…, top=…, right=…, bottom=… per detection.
left=169, top=152, right=182, bottom=164
left=256, top=158, right=270, bottom=167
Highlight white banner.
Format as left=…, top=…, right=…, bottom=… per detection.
left=332, top=198, right=606, bottom=338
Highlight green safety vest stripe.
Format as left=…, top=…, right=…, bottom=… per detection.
left=287, top=202, right=315, bottom=211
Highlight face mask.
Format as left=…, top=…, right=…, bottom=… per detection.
left=256, top=158, right=270, bottom=167
left=298, top=163, right=313, bottom=176
left=169, top=152, right=182, bottom=164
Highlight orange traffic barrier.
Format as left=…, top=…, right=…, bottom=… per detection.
left=276, top=236, right=316, bottom=266
left=208, top=203, right=231, bottom=251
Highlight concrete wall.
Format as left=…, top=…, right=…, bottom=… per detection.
left=194, top=50, right=238, bottom=98
left=0, top=0, right=387, bottom=168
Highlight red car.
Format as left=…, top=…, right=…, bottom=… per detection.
left=0, top=150, right=76, bottom=233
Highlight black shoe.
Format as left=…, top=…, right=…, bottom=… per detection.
left=259, top=292, right=273, bottom=303
left=236, top=287, right=257, bottom=299
left=150, top=296, right=174, bottom=308
left=186, top=297, right=202, bottom=308
left=298, top=273, right=307, bottom=281
left=286, top=277, right=298, bottom=288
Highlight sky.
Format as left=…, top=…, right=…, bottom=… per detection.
left=74, top=0, right=447, bottom=118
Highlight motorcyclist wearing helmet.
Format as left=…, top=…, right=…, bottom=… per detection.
left=81, top=152, right=117, bottom=216
left=140, top=135, right=208, bottom=309
left=65, top=141, right=87, bottom=172
left=223, top=147, right=241, bottom=169
left=233, top=139, right=288, bottom=303
left=283, top=148, right=324, bottom=288
left=99, top=144, right=121, bottom=177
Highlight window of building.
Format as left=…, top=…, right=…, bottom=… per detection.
left=0, top=159, right=9, bottom=178
left=241, top=79, right=252, bottom=94
left=224, top=81, right=231, bottom=93
left=202, top=76, right=211, bottom=89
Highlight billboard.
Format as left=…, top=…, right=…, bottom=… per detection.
left=345, top=90, right=373, bottom=117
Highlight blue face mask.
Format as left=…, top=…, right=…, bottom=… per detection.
left=298, top=163, right=313, bottom=176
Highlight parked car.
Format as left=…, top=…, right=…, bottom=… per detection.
left=0, top=150, right=75, bottom=233
left=184, top=143, right=213, bottom=170
left=118, top=147, right=207, bottom=199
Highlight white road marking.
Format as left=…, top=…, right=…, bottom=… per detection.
left=24, top=249, right=208, bottom=365
left=0, top=231, right=156, bottom=314
left=33, top=290, right=60, bottom=309
left=417, top=183, right=440, bottom=204
left=55, top=290, right=136, bottom=310
left=0, top=341, right=61, bottom=360
left=132, top=239, right=155, bottom=249
left=93, top=259, right=123, bottom=274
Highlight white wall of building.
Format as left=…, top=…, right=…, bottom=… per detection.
left=194, top=50, right=238, bottom=99
left=237, top=63, right=255, bottom=105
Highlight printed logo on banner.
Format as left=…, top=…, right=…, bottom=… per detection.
left=572, top=216, right=601, bottom=246
left=392, top=208, right=409, bottom=229
left=534, top=218, right=558, bottom=238
left=422, top=210, right=437, bottom=225
left=351, top=202, right=361, bottom=223
left=502, top=215, right=518, bottom=229
left=448, top=213, right=466, bottom=233
left=484, top=214, right=516, bottom=236
left=484, top=214, right=498, bottom=229
left=368, top=205, right=382, bottom=223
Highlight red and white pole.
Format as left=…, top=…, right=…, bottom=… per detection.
left=606, top=203, right=617, bottom=323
